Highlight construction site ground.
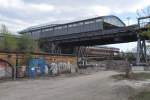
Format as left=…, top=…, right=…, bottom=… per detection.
left=0, top=70, right=149, bottom=100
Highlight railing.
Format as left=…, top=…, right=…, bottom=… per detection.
left=138, top=16, right=150, bottom=28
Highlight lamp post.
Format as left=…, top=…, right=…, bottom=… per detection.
left=127, top=17, right=130, bottom=26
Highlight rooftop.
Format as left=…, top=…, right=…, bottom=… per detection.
left=19, top=15, right=126, bottom=33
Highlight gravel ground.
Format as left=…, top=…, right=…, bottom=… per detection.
left=0, top=71, right=132, bottom=100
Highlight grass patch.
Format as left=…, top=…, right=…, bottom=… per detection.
left=112, top=74, right=127, bottom=80
left=112, top=72, right=150, bottom=80
left=131, top=73, right=150, bottom=80
left=130, top=91, right=150, bottom=100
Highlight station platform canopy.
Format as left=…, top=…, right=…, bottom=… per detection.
left=19, top=15, right=126, bottom=40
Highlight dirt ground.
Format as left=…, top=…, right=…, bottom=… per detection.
left=0, top=71, right=135, bottom=100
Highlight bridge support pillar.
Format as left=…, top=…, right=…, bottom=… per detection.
left=76, top=46, right=88, bottom=68
left=51, top=43, right=56, bottom=54
left=51, top=43, right=61, bottom=54
left=136, top=35, right=147, bottom=65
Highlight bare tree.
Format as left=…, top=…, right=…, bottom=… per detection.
left=0, top=24, right=9, bottom=34
left=136, top=6, right=150, bottom=18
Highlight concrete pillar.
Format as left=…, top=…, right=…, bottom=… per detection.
left=51, top=43, right=58, bottom=54
left=136, top=36, right=141, bottom=65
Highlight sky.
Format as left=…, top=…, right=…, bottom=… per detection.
left=0, top=0, right=150, bottom=51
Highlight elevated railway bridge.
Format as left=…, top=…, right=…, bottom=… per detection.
left=19, top=15, right=150, bottom=65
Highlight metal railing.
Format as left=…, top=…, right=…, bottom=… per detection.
left=138, top=16, right=150, bottom=28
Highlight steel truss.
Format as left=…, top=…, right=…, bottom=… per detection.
left=136, top=35, right=147, bottom=65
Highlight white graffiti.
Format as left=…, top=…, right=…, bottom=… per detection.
left=49, top=62, right=72, bottom=75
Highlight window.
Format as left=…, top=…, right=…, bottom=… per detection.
left=30, top=32, right=33, bottom=36
left=36, top=30, right=41, bottom=33
left=84, top=21, right=89, bottom=24
left=63, top=25, right=67, bottom=28
left=42, top=28, right=49, bottom=32
left=84, top=20, right=94, bottom=24
left=72, top=23, right=77, bottom=27
left=57, top=26, right=62, bottom=29
left=77, top=22, right=83, bottom=26
left=49, top=28, right=53, bottom=31
left=104, top=17, right=125, bottom=27
left=32, top=31, right=36, bottom=34
left=42, top=29, right=45, bottom=32
left=96, top=19, right=102, bottom=22
left=54, top=27, right=59, bottom=30
left=89, top=20, right=95, bottom=24
left=68, top=24, right=73, bottom=27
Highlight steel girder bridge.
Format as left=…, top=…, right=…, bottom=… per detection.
left=19, top=15, right=150, bottom=65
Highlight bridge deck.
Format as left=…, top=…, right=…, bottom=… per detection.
left=39, top=25, right=139, bottom=46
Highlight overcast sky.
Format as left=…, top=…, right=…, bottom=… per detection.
left=0, top=0, right=150, bottom=51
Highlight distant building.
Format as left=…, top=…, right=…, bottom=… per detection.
left=78, top=46, right=120, bottom=60
left=86, top=47, right=120, bottom=57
